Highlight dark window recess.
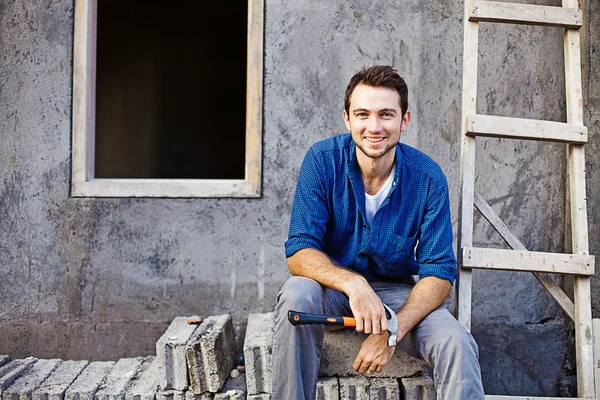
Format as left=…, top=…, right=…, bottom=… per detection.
left=95, top=1, right=247, bottom=179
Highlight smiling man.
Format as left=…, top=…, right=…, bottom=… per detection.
left=272, top=65, right=484, bottom=399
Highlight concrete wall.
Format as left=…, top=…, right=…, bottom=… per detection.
left=0, top=0, right=598, bottom=396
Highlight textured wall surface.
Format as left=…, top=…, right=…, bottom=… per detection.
left=0, top=0, right=598, bottom=396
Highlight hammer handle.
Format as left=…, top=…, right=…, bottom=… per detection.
left=288, top=310, right=356, bottom=327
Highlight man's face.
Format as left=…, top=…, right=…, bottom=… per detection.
left=343, top=84, right=410, bottom=161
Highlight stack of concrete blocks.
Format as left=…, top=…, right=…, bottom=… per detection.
left=155, top=314, right=244, bottom=400
left=243, top=312, right=437, bottom=400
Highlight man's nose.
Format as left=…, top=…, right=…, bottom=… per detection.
left=367, top=116, right=382, bottom=132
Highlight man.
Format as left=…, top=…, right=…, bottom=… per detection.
left=272, top=65, right=484, bottom=399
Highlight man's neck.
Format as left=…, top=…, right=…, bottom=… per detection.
left=356, top=148, right=395, bottom=195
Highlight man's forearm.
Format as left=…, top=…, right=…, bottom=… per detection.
left=287, top=248, right=367, bottom=295
left=395, top=276, right=452, bottom=341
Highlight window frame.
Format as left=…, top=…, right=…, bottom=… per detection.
left=71, top=0, right=264, bottom=198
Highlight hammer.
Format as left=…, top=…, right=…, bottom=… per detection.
left=287, top=303, right=398, bottom=347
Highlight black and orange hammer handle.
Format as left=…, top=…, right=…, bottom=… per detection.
left=288, top=310, right=356, bottom=327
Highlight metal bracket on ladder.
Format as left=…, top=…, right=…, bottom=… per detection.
left=457, top=0, right=595, bottom=398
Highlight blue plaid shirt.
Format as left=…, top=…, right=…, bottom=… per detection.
left=285, top=133, right=456, bottom=283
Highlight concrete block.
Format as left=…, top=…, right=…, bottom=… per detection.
left=245, top=395, right=270, bottom=400
left=154, top=391, right=184, bottom=400
left=156, top=316, right=200, bottom=391
left=3, top=359, right=61, bottom=400
left=400, top=377, right=436, bottom=400
left=186, top=315, right=235, bottom=394
left=368, top=378, right=400, bottom=400
left=0, top=359, right=38, bottom=395
left=95, top=357, right=146, bottom=400
left=124, top=357, right=160, bottom=400
left=32, top=360, right=89, bottom=400
left=339, top=376, right=369, bottom=400
left=316, top=377, right=339, bottom=400
left=184, top=391, right=212, bottom=400
left=243, top=313, right=274, bottom=396
left=0, top=358, right=9, bottom=369
left=65, top=361, right=115, bottom=400
left=320, top=330, right=427, bottom=378
left=213, top=373, right=245, bottom=400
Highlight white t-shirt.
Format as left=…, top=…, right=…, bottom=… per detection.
left=365, top=164, right=396, bottom=226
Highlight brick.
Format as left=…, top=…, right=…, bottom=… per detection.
left=124, top=357, right=159, bottom=400
left=3, top=359, right=61, bottom=400
left=339, top=376, right=369, bottom=400
left=320, top=330, right=427, bottom=378
left=186, top=315, right=235, bottom=394
left=242, top=313, right=274, bottom=396
left=213, top=373, right=245, bottom=400
left=0, top=359, right=38, bottom=396
left=156, top=317, right=200, bottom=391
left=95, top=358, right=146, bottom=400
left=0, top=358, right=9, bottom=369
left=316, top=377, right=339, bottom=400
left=368, top=378, right=400, bottom=400
left=65, top=361, right=115, bottom=400
left=32, top=360, right=89, bottom=400
left=400, top=377, right=436, bottom=400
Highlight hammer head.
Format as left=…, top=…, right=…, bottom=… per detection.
left=382, top=303, right=398, bottom=347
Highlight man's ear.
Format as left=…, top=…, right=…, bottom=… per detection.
left=401, top=110, right=411, bottom=132
left=343, top=110, right=351, bottom=131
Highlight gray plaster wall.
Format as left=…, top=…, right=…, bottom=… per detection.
left=0, top=0, right=598, bottom=396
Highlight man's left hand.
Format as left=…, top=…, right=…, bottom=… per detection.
left=352, top=332, right=396, bottom=374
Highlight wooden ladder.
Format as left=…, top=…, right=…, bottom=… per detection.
left=457, top=0, right=595, bottom=398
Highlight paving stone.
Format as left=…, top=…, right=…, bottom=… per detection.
left=186, top=315, right=235, bottom=394
left=32, top=360, right=89, bottom=400
left=243, top=313, right=274, bottom=396
left=316, top=377, right=339, bottom=400
left=65, top=361, right=115, bottom=400
left=368, top=378, right=400, bottom=400
left=95, top=358, right=146, bottom=400
left=400, top=377, right=436, bottom=400
left=320, top=330, right=427, bottom=378
left=339, top=376, right=369, bottom=400
left=124, top=357, right=159, bottom=400
left=213, top=373, right=245, bottom=400
left=3, top=359, right=61, bottom=400
left=0, top=358, right=9, bottom=369
left=0, top=359, right=38, bottom=396
left=156, top=317, right=200, bottom=391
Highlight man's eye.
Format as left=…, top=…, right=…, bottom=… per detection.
left=355, top=113, right=367, bottom=118
left=382, top=112, right=394, bottom=118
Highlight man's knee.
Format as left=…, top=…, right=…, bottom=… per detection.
left=277, top=276, right=324, bottom=309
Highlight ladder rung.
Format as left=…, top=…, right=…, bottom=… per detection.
left=485, top=396, right=590, bottom=400
left=461, top=247, right=594, bottom=275
left=469, top=0, right=582, bottom=29
left=466, top=114, right=588, bottom=143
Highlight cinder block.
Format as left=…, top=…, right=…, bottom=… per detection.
left=156, top=316, right=200, bottom=391
left=3, top=359, right=61, bottom=400
left=0, top=358, right=38, bottom=395
left=65, top=361, right=115, bottom=400
left=316, top=377, right=339, bottom=400
left=320, top=330, right=427, bottom=378
left=0, top=358, right=9, bottom=369
left=124, top=357, right=160, bottom=400
left=186, top=315, right=235, bottom=394
left=339, top=376, right=369, bottom=400
left=368, top=378, right=400, bottom=400
left=243, top=313, right=274, bottom=396
left=400, top=377, right=436, bottom=400
left=213, top=372, right=245, bottom=400
left=32, top=360, right=89, bottom=400
left=95, top=357, right=146, bottom=400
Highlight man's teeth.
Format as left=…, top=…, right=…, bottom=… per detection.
left=366, top=137, right=384, bottom=143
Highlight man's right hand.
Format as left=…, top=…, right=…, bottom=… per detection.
left=345, top=275, right=388, bottom=335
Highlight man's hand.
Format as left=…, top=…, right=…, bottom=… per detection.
left=345, top=276, right=388, bottom=335
left=352, top=332, right=395, bottom=374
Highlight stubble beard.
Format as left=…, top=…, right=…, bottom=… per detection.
left=354, top=138, right=397, bottom=160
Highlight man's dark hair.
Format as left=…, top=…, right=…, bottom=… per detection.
left=344, top=65, right=408, bottom=117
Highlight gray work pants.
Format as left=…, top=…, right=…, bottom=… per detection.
left=272, top=276, right=485, bottom=400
